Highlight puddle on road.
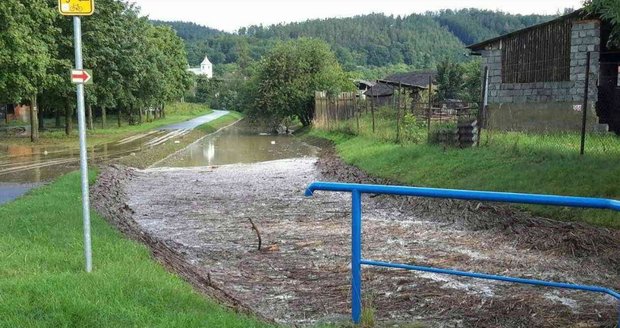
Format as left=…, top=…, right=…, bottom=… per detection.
left=154, top=122, right=319, bottom=167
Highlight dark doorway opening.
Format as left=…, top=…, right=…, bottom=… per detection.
left=597, top=53, right=620, bottom=134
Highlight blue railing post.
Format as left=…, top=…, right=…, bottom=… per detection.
left=351, top=189, right=363, bottom=324
left=305, top=182, right=620, bottom=326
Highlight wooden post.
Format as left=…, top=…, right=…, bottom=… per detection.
left=427, top=75, right=432, bottom=137
left=396, top=82, right=401, bottom=142
left=372, top=93, right=376, bottom=134
left=356, top=97, right=360, bottom=134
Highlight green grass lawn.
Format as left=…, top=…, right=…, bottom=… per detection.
left=310, top=128, right=620, bottom=228
left=0, top=172, right=272, bottom=327
left=2, top=102, right=213, bottom=147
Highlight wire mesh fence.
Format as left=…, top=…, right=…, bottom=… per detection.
left=314, top=91, right=480, bottom=147
left=314, top=54, right=620, bottom=158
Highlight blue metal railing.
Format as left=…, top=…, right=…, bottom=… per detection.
left=305, top=182, right=620, bottom=326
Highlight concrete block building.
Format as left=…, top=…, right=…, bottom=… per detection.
left=468, top=10, right=619, bottom=133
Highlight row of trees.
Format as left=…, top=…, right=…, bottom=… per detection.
left=0, top=0, right=193, bottom=141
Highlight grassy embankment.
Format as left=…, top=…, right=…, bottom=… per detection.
left=116, top=111, right=243, bottom=169
left=1, top=102, right=212, bottom=147
left=310, top=112, right=620, bottom=228
left=0, top=171, right=272, bottom=327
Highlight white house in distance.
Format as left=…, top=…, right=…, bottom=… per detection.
left=188, top=56, right=213, bottom=78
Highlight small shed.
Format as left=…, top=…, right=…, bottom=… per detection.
left=364, top=83, right=394, bottom=107
left=468, top=9, right=618, bottom=133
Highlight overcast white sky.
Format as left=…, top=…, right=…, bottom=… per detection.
left=131, top=0, right=584, bottom=32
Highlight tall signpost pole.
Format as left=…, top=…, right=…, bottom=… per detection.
left=74, top=16, right=92, bottom=273
left=59, top=0, right=95, bottom=273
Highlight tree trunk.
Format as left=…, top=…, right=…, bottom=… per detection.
left=65, top=103, right=73, bottom=135
left=38, top=106, right=44, bottom=131
left=101, top=107, right=106, bottom=129
left=138, top=108, right=143, bottom=124
left=30, top=94, right=39, bottom=142
left=4, top=105, right=8, bottom=124
left=87, top=105, right=94, bottom=130
left=55, top=107, right=61, bottom=128
left=161, top=103, right=166, bottom=119
left=117, top=108, right=121, bottom=127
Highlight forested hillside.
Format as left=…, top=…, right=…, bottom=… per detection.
left=156, top=9, right=559, bottom=69
left=432, top=9, right=559, bottom=46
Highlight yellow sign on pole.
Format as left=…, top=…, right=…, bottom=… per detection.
left=58, top=0, right=94, bottom=16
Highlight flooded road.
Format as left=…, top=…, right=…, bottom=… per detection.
left=0, top=111, right=228, bottom=204
left=160, top=110, right=227, bottom=130
left=154, top=121, right=319, bottom=167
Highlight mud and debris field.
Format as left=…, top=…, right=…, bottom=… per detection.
left=93, top=152, right=620, bottom=327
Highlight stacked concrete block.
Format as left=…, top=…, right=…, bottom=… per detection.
left=570, top=20, right=600, bottom=103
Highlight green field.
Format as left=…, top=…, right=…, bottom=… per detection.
left=311, top=128, right=620, bottom=228
left=0, top=172, right=272, bottom=327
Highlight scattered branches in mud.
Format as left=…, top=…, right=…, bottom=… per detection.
left=248, top=218, right=262, bottom=251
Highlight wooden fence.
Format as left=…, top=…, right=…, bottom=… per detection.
left=313, top=91, right=357, bottom=128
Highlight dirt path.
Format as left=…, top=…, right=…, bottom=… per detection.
left=92, top=152, right=620, bottom=327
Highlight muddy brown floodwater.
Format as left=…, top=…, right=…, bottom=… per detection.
left=0, top=112, right=230, bottom=204
left=93, top=143, right=620, bottom=327
left=153, top=121, right=319, bottom=167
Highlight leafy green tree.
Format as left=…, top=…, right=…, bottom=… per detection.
left=0, top=0, right=56, bottom=141
left=249, top=38, right=354, bottom=126
left=460, top=59, right=482, bottom=103
left=436, top=58, right=465, bottom=100
left=585, top=0, right=620, bottom=48
left=195, top=75, right=221, bottom=104
left=83, top=0, right=128, bottom=128
left=0, top=0, right=193, bottom=135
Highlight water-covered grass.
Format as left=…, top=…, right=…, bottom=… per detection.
left=311, top=128, right=620, bottom=228
left=117, top=111, right=244, bottom=169
left=3, top=103, right=213, bottom=147
left=0, top=171, right=272, bottom=327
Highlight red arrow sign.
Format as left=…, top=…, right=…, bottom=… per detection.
left=71, top=69, right=92, bottom=84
